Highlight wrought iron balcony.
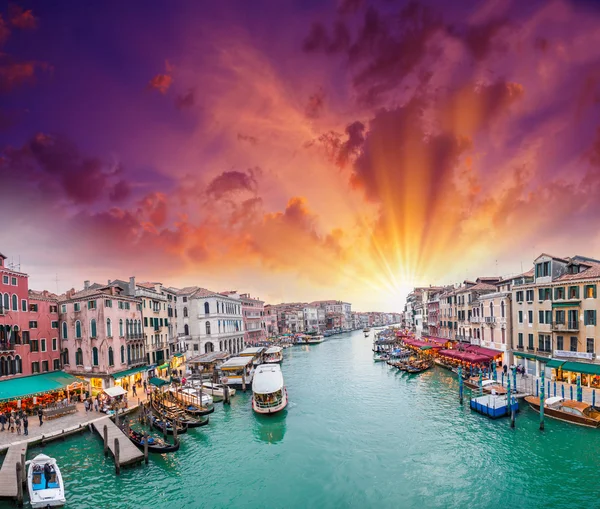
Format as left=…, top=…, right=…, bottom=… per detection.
left=552, top=322, right=579, bottom=331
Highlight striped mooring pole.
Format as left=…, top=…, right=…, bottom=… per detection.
left=540, top=368, right=545, bottom=431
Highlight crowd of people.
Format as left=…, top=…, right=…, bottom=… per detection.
left=0, top=408, right=40, bottom=435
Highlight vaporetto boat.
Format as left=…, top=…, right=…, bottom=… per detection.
left=264, top=346, right=284, bottom=363
left=26, top=454, right=66, bottom=508
left=252, top=364, right=288, bottom=414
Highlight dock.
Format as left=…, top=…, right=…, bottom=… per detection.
left=0, top=442, right=27, bottom=500
left=92, top=416, right=143, bottom=467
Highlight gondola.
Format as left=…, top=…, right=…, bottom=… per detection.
left=150, top=415, right=188, bottom=435
left=127, top=428, right=180, bottom=453
left=405, top=360, right=433, bottom=374
left=151, top=396, right=210, bottom=428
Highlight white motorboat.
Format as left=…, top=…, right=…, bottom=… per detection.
left=373, top=353, right=390, bottom=362
left=264, top=346, right=283, bottom=363
left=304, top=335, right=324, bottom=344
left=170, top=386, right=214, bottom=407
left=252, top=364, right=288, bottom=414
left=26, top=454, right=66, bottom=508
left=201, top=382, right=236, bottom=401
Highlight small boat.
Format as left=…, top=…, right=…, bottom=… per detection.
left=127, top=429, right=180, bottom=453
left=524, top=396, right=600, bottom=428
left=304, top=335, right=324, bottom=344
left=151, top=396, right=209, bottom=427
left=264, top=346, right=284, bottom=364
left=363, top=328, right=370, bottom=333
left=373, top=353, right=390, bottom=362
left=405, top=360, right=433, bottom=374
left=464, top=377, right=507, bottom=395
left=26, top=454, right=66, bottom=508
left=252, top=364, right=288, bottom=414
left=151, top=415, right=188, bottom=435
left=168, top=387, right=215, bottom=415
left=201, top=382, right=237, bottom=401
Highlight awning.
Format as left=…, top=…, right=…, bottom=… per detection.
left=149, top=377, right=168, bottom=387
left=0, top=372, right=82, bottom=402
left=560, top=361, right=600, bottom=376
left=173, top=353, right=184, bottom=358
left=420, top=345, right=433, bottom=350
left=439, top=349, right=490, bottom=364
left=465, top=345, right=502, bottom=358
left=103, top=386, right=127, bottom=397
left=546, top=359, right=565, bottom=369
left=157, top=363, right=169, bottom=370
left=111, top=365, right=148, bottom=380
left=513, top=352, right=539, bottom=361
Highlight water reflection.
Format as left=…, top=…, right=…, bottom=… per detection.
left=253, top=410, right=287, bottom=444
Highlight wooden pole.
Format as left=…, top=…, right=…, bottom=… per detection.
left=144, top=431, right=149, bottom=465
left=103, top=424, right=108, bottom=456
left=114, top=438, right=121, bottom=475
left=162, top=411, right=167, bottom=440
left=510, top=394, right=516, bottom=428
left=172, top=417, right=178, bottom=442
left=224, top=384, right=230, bottom=405
left=20, top=453, right=25, bottom=486
left=16, top=462, right=23, bottom=507
left=540, top=368, right=545, bottom=431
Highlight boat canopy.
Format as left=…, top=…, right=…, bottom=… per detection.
left=562, top=400, right=591, bottom=411
left=403, top=338, right=442, bottom=349
left=104, top=386, right=127, bottom=397
left=239, top=347, right=265, bottom=356
left=220, top=356, right=254, bottom=370
left=266, top=346, right=283, bottom=354
left=187, top=351, right=230, bottom=364
left=149, top=377, right=168, bottom=388
left=545, top=396, right=564, bottom=406
left=252, top=365, right=284, bottom=395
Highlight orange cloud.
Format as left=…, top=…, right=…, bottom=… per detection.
left=148, top=74, right=172, bottom=94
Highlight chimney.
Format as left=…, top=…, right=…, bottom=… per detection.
left=129, top=276, right=136, bottom=296
left=108, top=280, right=112, bottom=285
left=66, top=288, right=75, bottom=299
left=84, top=280, right=90, bottom=290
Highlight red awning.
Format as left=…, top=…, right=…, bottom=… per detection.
left=439, top=349, right=490, bottom=364
left=423, top=336, right=450, bottom=346
left=402, top=338, right=442, bottom=349
left=465, top=345, right=502, bottom=358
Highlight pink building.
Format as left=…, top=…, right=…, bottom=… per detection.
left=28, top=290, right=62, bottom=374
left=240, top=293, right=265, bottom=344
left=264, top=305, right=278, bottom=337
left=0, top=252, right=31, bottom=377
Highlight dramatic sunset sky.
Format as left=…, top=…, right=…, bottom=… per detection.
left=1, top=0, right=600, bottom=311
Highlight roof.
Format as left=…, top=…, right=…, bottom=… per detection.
left=0, top=252, right=6, bottom=260
left=562, top=400, right=592, bottom=411
left=187, top=351, right=230, bottom=364
left=137, top=282, right=160, bottom=289
left=266, top=346, right=282, bottom=354
left=28, top=290, right=60, bottom=301
left=0, top=372, right=82, bottom=402
left=220, top=356, right=254, bottom=369
left=555, top=261, right=600, bottom=282
left=535, top=253, right=570, bottom=263
left=498, top=268, right=535, bottom=284
left=240, top=347, right=265, bottom=356
left=177, top=286, right=235, bottom=299
left=252, top=364, right=284, bottom=394
left=104, top=386, right=127, bottom=397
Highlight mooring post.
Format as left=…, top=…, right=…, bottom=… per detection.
left=510, top=394, right=516, bottom=428
left=20, top=453, right=25, bottom=486
left=172, top=418, right=178, bottom=442
left=162, top=412, right=167, bottom=440
left=224, top=384, right=230, bottom=405
left=103, top=424, right=108, bottom=456
left=242, top=376, right=246, bottom=393
left=540, top=369, right=545, bottom=431
left=16, top=462, right=23, bottom=507
left=114, top=438, right=121, bottom=475
left=144, top=431, right=149, bottom=465
left=458, top=365, right=463, bottom=404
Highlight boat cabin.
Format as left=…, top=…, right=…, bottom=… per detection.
left=239, top=347, right=266, bottom=365
left=219, top=356, right=255, bottom=386
left=264, top=346, right=283, bottom=363
left=31, top=464, right=58, bottom=490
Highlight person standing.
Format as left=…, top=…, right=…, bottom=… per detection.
left=38, top=407, right=43, bottom=426
left=132, top=384, right=137, bottom=397
left=0, top=412, right=5, bottom=431
left=15, top=415, right=21, bottom=435
left=23, top=414, right=28, bottom=436
left=9, top=412, right=14, bottom=433
left=94, top=398, right=99, bottom=412
left=84, top=399, right=89, bottom=413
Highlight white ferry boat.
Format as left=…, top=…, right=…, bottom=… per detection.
left=239, top=346, right=266, bottom=366
left=252, top=364, right=288, bottom=414
left=26, top=454, right=66, bottom=508
left=297, top=334, right=324, bottom=344
left=219, top=356, right=255, bottom=387
left=264, top=346, right=284, bottom=363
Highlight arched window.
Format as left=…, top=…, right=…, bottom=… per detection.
left=76, top=348, right=83, bottom=365
left=14, top=355, right=21, bottom=374
left=63, top=349, right=69, bottom=365
left=75, top=321, right=82, bottom=339
left=127, top=345, right=131, bottom=363
left=92, top=347, right=99, bottom=366
left=204, top=302, right=210, bottom=314
left=11, top=294, right=17, bottom=311
left=184, top=324, right=189, bottom=336
left=90, top=319, right=97, bottom=338
left=7, top=356, right=13, bottom=375
left=61, top=322, right=68, bottom=340
left=501, top=301, right=505, bottom=318
left=108, top=347, right=114, bottom=366
left=205, top=342, right=214, bottom=353
left=106, top=318, right=112, bottom=337
left=2, top=294, right=8, bottom=310
left=183, top=307, right=188, bottom=318
left=489, top=302, right=494, bottom=317
left=125, top=319, right=130, bottom=338
left=121, top=345, right=125, bottom=364
left=206, top=321, right=211, bottom=335
left=0, top=356, right=5, bottom=377
left=119, top=319, right=124, bottom=337
left=219, top=341, right=223, bottom=351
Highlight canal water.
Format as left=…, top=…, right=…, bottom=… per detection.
left=19, top=330, right=600, bottom=508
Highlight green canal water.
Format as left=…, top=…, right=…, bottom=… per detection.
left=14, top=330, right=600, bottom=508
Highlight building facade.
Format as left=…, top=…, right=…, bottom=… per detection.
left=28, top=290, right=62, bottom=374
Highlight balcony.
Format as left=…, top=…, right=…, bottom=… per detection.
left=516, top=344, right=524, bottom=350
left=0, top=342, right=16, bottom=352
left=552, top=322, right=579, bottom=331
left=470, top=317, right=481, bottom=323
left=484, top=317, right=496, bottom=324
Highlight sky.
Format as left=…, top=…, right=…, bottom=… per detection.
left=1, top=0, right=600, bottom=312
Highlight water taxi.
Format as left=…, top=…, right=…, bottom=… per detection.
left=363, top=328, right=371, bottom=337
left=264, top=346, right=284, bottom=363
left=373, top=352, right=390, bottom=362
left=239, top=346, right=266, bottom=366
left=524, top=396, right=600, bottom=428
left=200, top=381, right=236, bottom=401
left=304, top=335, right=325, bottom=344
left=26, top=454, right=66, bottom=508
left=252, top=364, right=288, bottom=414
left=219, top=356, right=255, bottom=388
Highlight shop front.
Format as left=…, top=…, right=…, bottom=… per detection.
left=551, top=360, right=600, bottom=389
left=112, top=365, right=148, bottom=392
left=0, top=371, right=87, bottom=415
left=157, top=362, right=170, bottom=379
left=513, top=352, right=540, bottom=376
left=170, top=352, right=185, bottom=373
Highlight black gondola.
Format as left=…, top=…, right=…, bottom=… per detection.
left=128, top=429, right=180, bottom=453
left=151, top=398, right=209, bottom=428
left=150, top=415, right=188, bottom=435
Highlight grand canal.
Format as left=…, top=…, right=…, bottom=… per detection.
left=20, top=329, right=600, bottom=508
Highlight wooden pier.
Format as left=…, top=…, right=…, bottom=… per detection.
left=92, top=416, right=143, bottom=467
left=0, top=442, right=27, bottom=500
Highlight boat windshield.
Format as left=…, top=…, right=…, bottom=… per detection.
left=254, top=389, right=283, bottom=408
left=32, top=464, right=58, bottom=491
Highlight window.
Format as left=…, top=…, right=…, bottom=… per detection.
left=11, top=294, right=17, bottom=311
left=92, top=347, right=99, bottom=366
left=11, top=277, right=17, bottom=286
left=144, top=317, right=148, bottom=327
left=74, top=302, right=81, bottom=312
left=204, top=302, right=210, bottom=314
left=518, top=333, right=523, bottom=348
left=568, top=309, right=578, bottom=329
left=3, top=293, right=8, bottom=310
left=76, top=348, right=83, bottom=365
left=88, top=300, right=96, bottom=309
left=528, top=334, right=534, bottom=349
left=183, top=296, right=188, bottom=303
left=518, top=311, right=523, bottom=324
left=184, top=324, right=189, bottom=335
left=570, top=336, right=578, bottom=352
left=61, top=304, right=67, bottom=313
left=586, top=337, right=595, bottom=353
left=585, top=285, right=597, bottom=299
left=29, top=321, right=38, bottom=329
left=61, top=322, right=68, bottom=339
left=75, top=320, right=82, bottom=339
left=568, top=286, right=580, bottom=299
left=41, top=339, right=46, bottom=352
left=30, top=340, right=39, bottom=352
left=2, top=275, right=7, bottom=284
left=124, top=302, right=130, bottom=310
left=42, top=360, right=49, bottom=372
left=108, top=347, right=114, bottom=367
left=585, top=310, right=596, bottom=326
left=183, top=307, right=188, bottom=318
left=49, top=305, right=57, bottom=313
left=105, top=299, right=112, bottom=308
left=21, top=300, right=27, bottom=312
left=557, top=335, right=564, bottom=350
left=555, top=310, right=565, bottom=325
left=31, top=362, right=39, bottom=374
left=528, top=311, right=533, bottom=324
left=538, top=310, right=544, bottom=324
left=544, top=311, right=551, bottom=324
left=52, top=338, right=57, bottom=351
left=119, top=319, right=124, bottom=337
left=90, top=319, right=97, bottom=338
left=554, top=287, right=565, bottom=300
left=53, top=359, right=60, bottom=371
left=159, top=318, right=164, bottom=327
left=193, top=343, right=198, bottom=351
left=49, top=321, right=58, bottom=330
left=118, top=301, right=124, bottom=309
left=29, top=303, right=38, bottom=312
left=106, top=318, right=112, bottom=337
left=206, top=321, right=211, bottom=335
left=536, top=261, right=550, bottom=278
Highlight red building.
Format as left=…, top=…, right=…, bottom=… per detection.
left=28, top=290, right=62, bottom=374
left=0, top=252, right=31, bottom=377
